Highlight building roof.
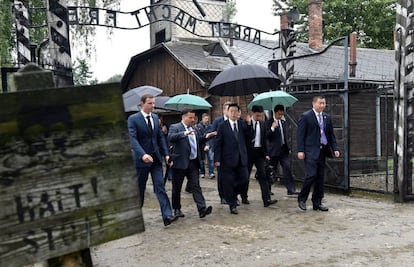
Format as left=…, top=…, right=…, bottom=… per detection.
left=121, top=38, right=395, bottom=90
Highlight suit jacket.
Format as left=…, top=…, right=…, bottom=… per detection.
left=208, top=116, right=225, bottom=132
left=296, top=109, right=338, bottom=160
left=265, top=118, right=289, bottom=158
left=247, top=120, right=267, bottom=157
left=168, top=122, right=207, bottom=170
left=128, top=112, right=168, bottom=167
left=206, top=116, right=225, bottom=149
left=214, top=119, right=249, bottom=168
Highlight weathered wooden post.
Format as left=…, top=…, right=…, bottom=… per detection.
left=0, top=65, right=144, bottom=267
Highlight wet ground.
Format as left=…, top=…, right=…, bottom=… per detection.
left=91, top=176, right=414, bottom=267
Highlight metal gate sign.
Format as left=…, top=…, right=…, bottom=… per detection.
left=65, top=3, right=279, bottom=49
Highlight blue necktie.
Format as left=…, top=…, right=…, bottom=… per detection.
left=187, top=126, right=197, bottom=159
left=318, top=113, right=328, bottom=145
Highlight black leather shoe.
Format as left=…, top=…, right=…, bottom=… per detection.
left=287, top=191, right=299, bottom=195
left=163, top=215, right=178, bottom=226
left=313, top=204, right=329, bottom=211
left=242, top=198, right=250, bottom=205
left=298, top=201, right=307, bottom=211
left=174, top=209, right=185, bottom=218
left=230, top=207, right=238, bottom=214
left=199, top=206, right=213, bottom=218
left=264, top=199, right=278, bottom=207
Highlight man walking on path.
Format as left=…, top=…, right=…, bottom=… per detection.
left=207, top=101, right=231, bottom=204
left=296, top=96, right=340, bottom=212
left=214, top=103, right=250, bottom=215
left=246, top=105, right=278, bottom=207
left=265, top=105, right=298, bottom=196
left=168, top=109, right=213, bottom=219
left=196, top=113, right=215, bottom=179
left=128, top=94, right=177, bottom=226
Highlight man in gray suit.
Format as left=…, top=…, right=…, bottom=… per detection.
left=128, top=94, right=177, bottom=226
left=168, top=109, right=213, bottom=219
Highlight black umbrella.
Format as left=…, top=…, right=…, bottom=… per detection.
left=208, top=64, right=281, bottom=96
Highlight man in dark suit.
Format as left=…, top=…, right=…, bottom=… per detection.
left=265, top=104, right=298, bottom=195
left=168, top=109, right=213, bottom=219
left=246, top=105, right=278, bottom=207
left=128, top=94, right=177, bottom=226
left=207, top=101, right=232, bottom=204
left=297, top=95, right=340, bottom=212
left=214, top=103, right=249, bottom=214
left=195, top=113, right=215, bottom=179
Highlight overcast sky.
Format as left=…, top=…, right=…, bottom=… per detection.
left=88, top=0, right=276, bottom=81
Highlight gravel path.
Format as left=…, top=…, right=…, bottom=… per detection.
left=91, top=177, right=414, bottom=267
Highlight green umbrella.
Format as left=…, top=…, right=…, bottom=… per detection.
left=247, top=90, right=298, bottom=110
left=165, top=93, right=212, bottom=111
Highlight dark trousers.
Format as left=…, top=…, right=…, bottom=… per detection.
left=298, top=149, right=326, bottom=206
left=217, top=166, right=225, bottom=200
left=247, top=148, right=270, bottom=203
left=135, top=156, right=173, bottom=220
left=269, top=151, right=296, bottom=193
left=221, top=163, right=248, bottom=208
left=171, top=159, right=206, bottom=212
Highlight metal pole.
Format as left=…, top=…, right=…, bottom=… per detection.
left=376, top=91, right=382, bottom=158
left=343, top=35, right=350, bottom=191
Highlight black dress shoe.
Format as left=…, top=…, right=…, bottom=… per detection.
left=241, top=198, right=250, bottom=205
left=264, top=199, right=278, bottom=207
left=174, top=209, right=185, bottom=217
left=313, top=204, right=329, bottom=211
left=287, top=191, right=299, bottom=195
left=199, top=206, right=213, bottom=218
left=298, top=201, right=307, bottom=211
left=230, top=207, right=238, bottom=214
left=163, top=215, right=178, bottom=226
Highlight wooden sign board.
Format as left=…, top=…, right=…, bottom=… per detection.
left=0, top=83, right=144, bottom=267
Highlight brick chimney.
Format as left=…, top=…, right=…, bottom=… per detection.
left=308, top=0, right=323, bottom=51
left=280, top=11, right=289, bottom=30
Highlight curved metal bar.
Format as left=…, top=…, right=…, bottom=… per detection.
left=28, top=3, right=281, bottom=50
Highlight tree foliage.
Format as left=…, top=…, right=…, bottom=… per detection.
left=103, top=74, right=122, bottom=83
left=273, top=0, right=396, bottom=49
left=0, top=0, right=120, bottom=66
left=72, top=57, right=97, bottom=85
left=0, top=0, right=19, bottom=66
left=226, top=0, right=237, bottom=22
